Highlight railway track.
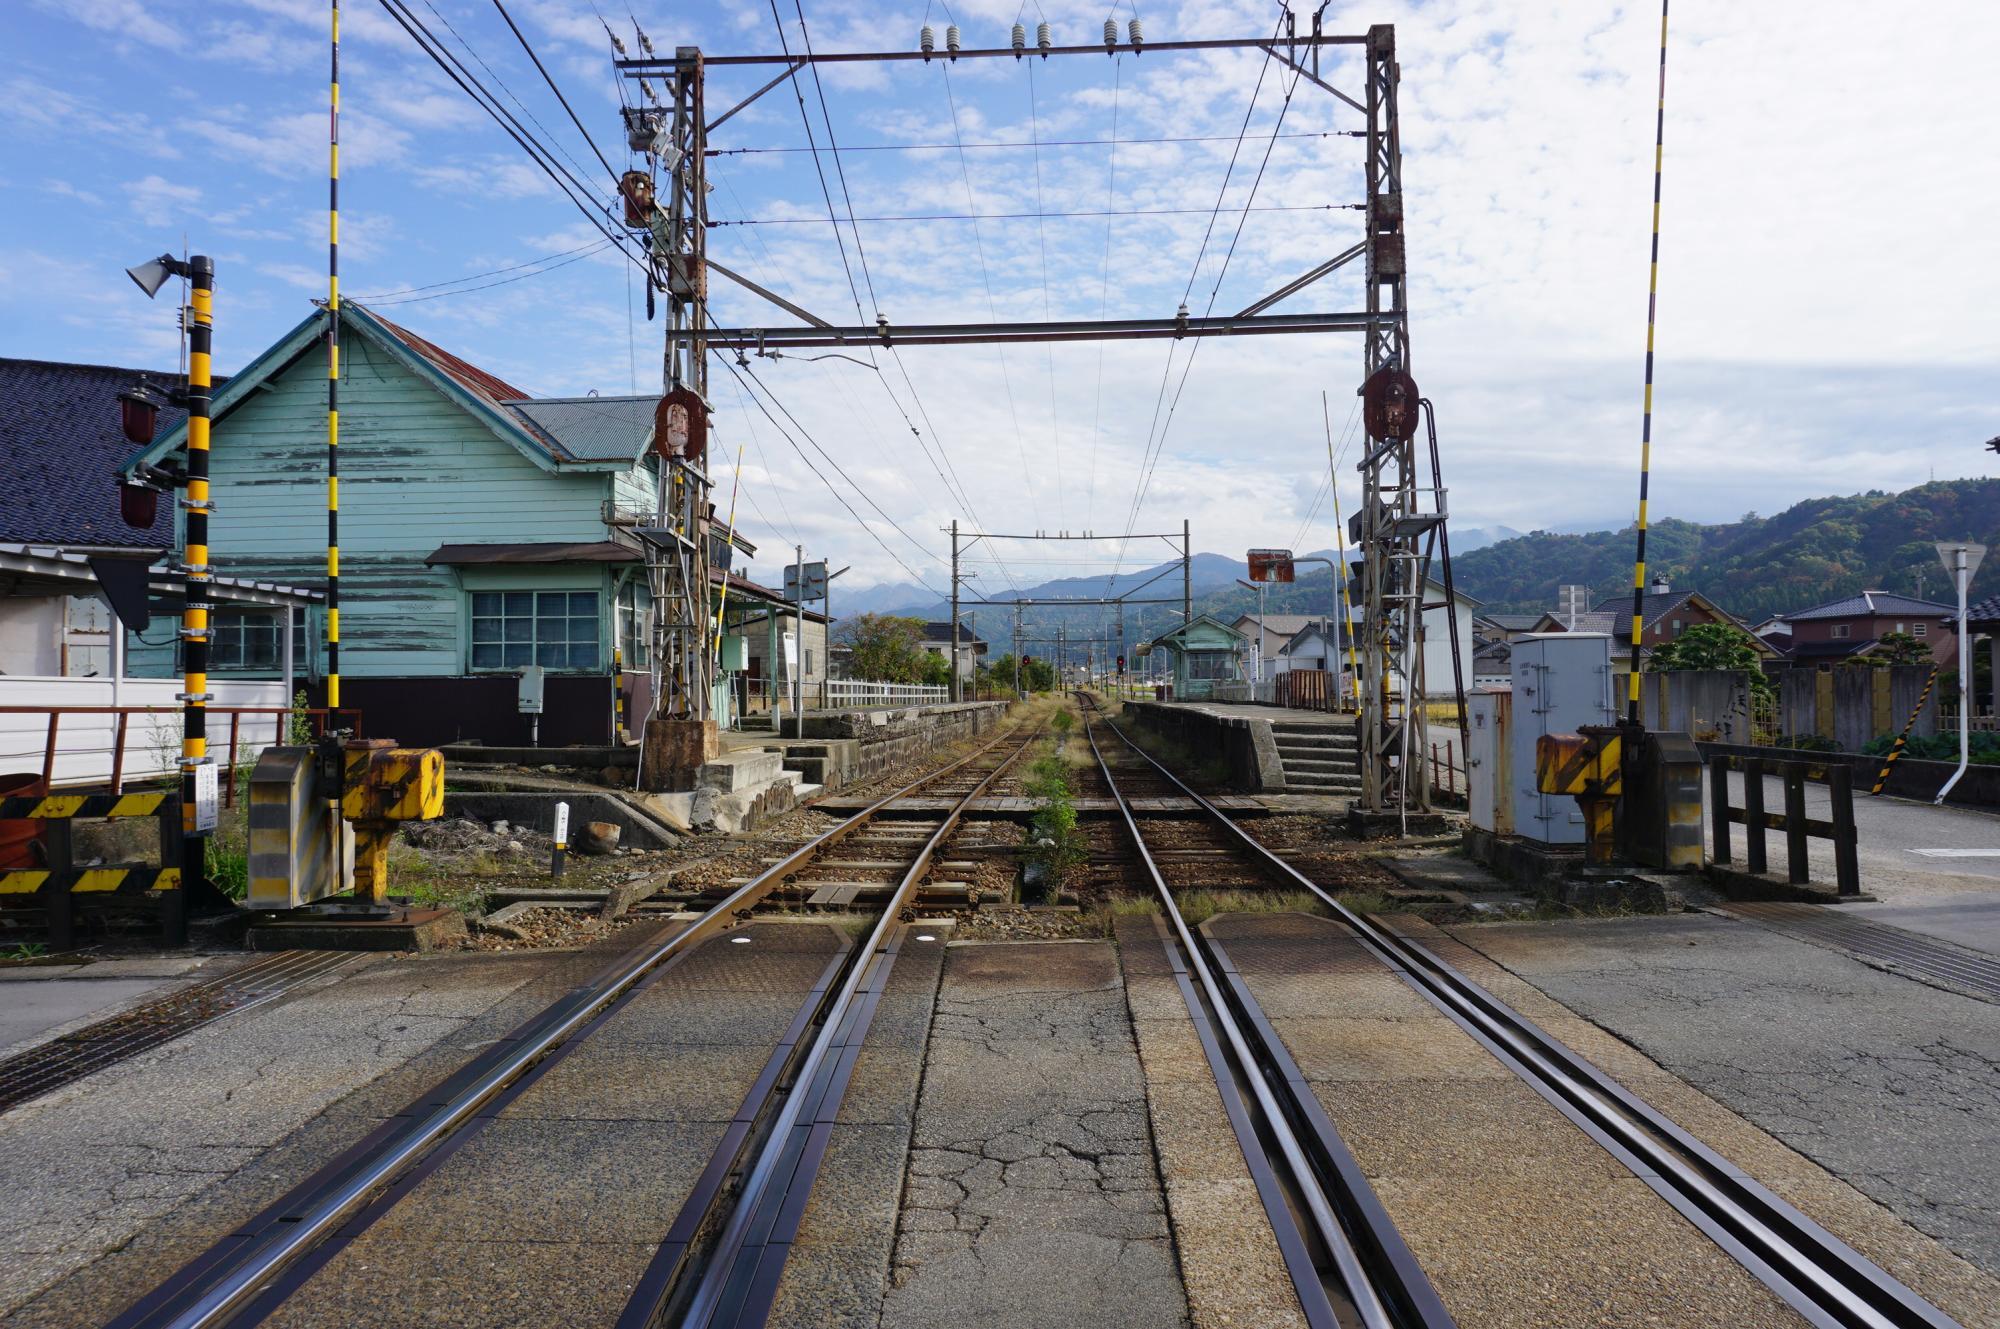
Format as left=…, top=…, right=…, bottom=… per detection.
left=1080, top=694, right=1963, bottom=1329
left=107, top=723, right=1038, bottom=1329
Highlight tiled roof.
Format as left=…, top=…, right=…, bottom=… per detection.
left=0, top=357, right=185, bottom=548
left=1480, top=612, right=1543, bottom=631
left=921, top=620, right=988, bottom=647
left=1588, top=589, right=1701, bottom=639
left=1970, top=594, right=2000, bottom=625
left=1784, top=591, right=1956, bottom=622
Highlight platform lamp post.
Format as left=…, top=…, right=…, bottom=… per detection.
left=126, top=252, right=219, bottom=898
left=1236, top=578, right=1266, bottom=683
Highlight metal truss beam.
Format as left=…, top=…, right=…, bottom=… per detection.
left=685, top=311, right=1388, bottom=350
left=620, top=35, right=1364, bottom=74
left=1237, top=242, right=1366, bottom=318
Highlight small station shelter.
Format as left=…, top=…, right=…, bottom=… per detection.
left=1146, top=614, right=1247, bottom=701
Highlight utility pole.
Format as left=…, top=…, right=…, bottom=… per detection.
left=1012, top=603, right=1023, bottom=696
left=1182, top=518, right=1192, bottom=625
left=950, top=518, right=961, bottom=703
left=793, top=543, right=804, bottom=739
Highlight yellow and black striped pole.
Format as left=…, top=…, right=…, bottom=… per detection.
left=1871, top=665, right=1940, bottom=795
left=181, top=256, right=216, bottom=874
left=326, top=0, right=342, bottom=718
left=1625, top=0, right=1670, bottom=727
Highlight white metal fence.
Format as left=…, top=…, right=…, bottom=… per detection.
left=819, top=679, right=949, bottom=709
left=0, top=677, right=293, bottom=790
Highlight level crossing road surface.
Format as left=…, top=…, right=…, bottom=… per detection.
left=1713, top=769, right=2000, bottom=955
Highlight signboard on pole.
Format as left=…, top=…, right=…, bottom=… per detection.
left=1247, top=548, right=1296, bottom=584
left=192, top=763, right=219, bottom=832
left=1934, top=542, right=1987, bottom=580
left=783, top=561, right=829, bottom=602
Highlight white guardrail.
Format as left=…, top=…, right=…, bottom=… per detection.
left=0, top=676, right=292, bottom=789
left=820, top=680, right=950, bottom=709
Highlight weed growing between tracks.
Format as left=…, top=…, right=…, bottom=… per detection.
left=1023, top=739, right=1089, bottom=900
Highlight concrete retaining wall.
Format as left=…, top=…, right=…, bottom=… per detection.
left=771, top=701, right=1012, bottom=790
left=1119, top=701, right=1284, bottom=792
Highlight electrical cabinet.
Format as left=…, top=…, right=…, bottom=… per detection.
left=1510, top=633, right=1615, bottom=845
left=1467, top=688, right=1512, bottom=834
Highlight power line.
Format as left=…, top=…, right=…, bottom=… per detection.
left=374, top=0, right=648, bottom=281
left=489, top=0, right=621, bottom=184
left=1085, top=52, right=1123, bottom=556
left=355, top=240, right=616, bottom=305
left=347, top=237, right=612, bottom=299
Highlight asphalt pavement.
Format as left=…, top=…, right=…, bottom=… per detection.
left=1715, top=770, right=2000, bottom=954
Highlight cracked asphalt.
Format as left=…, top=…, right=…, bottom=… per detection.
left=879, top=940, right=1189, bottom=1329
left=1447, top=910, right=2000, bottom=1283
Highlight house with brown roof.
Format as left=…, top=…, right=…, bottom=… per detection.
left=118, top=302, right=791, bottom=745
left=1778, top=591, right=1959, bottom=667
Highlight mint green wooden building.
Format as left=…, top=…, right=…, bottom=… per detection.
left=1145, top=615, right=1247, bottom=701
left=123, top=302, right=786, bottom=745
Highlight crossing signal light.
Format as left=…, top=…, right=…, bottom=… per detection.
left=1116, top=655, right=1125, bottom=672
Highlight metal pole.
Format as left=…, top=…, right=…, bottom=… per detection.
left=1624, top=0, right=1671, bottom=726
left=950, top=519, right=961, bottom=703
left=1182, top=518, right=1192, bottom=624
left=1939, top=548, right=1973, bottom=804
left=181, top=255, right=216, bottom=892
left=793, top=543, right=804, bottom=740
left=326, top=0, right=342, bottom=720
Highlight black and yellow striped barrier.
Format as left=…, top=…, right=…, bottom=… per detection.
left=0, top=867, right=182, bottom=895
left=1536, top=728, right=1623, bottom=865
left=0, top=791, right=187, bottom=947
left=0, top=791, right=169, bottom=821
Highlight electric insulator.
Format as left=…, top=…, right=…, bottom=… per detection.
left=1128, top=18, right=1144, bottom=47
left=920, top=24, right=934, bottom=56
left=1037, top=21, right=1052, bottom=52
left=946, top=23, right=961, bottom=55
left=1104, top=18, right=1118, bottom=48
left=1012, top=22, right=1025, bottom=54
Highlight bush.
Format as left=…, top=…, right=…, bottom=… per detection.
left=1859, top=730, right=2000, bottom=762
left=1777, top=733, right=1841, bottom=753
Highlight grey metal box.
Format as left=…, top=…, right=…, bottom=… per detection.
left=1510, top=633, right=1616, bottom=845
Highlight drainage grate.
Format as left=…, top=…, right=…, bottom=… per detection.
left=1717, top=901, right=2000, bottom=1000
left=0, top=950, right=358, bottom=1114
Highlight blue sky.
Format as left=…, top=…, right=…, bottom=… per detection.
left=4, top=1, right=1998, bottom=599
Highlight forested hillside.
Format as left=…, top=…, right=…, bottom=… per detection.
left=1449, top=480, right=2000, bottom=621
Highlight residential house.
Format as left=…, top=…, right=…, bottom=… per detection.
left=919, top=619, right=987, bottom=682
left=1, top=356, right=320, bottom=787
left=1472, top=638, right=1513, bottom=688
left=120, top=302, right=797, bottom=746
left=1781, top=591, right=1959, bottom=668
left=1278, top=619, right=1346, bottom=675
left=1473, top=611, right=1544, bottom=645
left=1229, top=613, right=1314, bottom=679
left=1751, top=615, right=1793, bottom=656
left=1533, top=579, right=1774, bottom=681
left=1145, top=614, right=1245, bottom=701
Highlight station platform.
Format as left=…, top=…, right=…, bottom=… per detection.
left=1119, top=699, right=1359, bottom=796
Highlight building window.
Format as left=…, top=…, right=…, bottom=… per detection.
left=211, top=611, right=281, bottom=670
left=1913, top=622, right=1927, bottom=637
left=616, top=581, right=650, bottom=669
left=470, top=591, right=600, bottom=671
left=1672, top=619, right=1685, bottom=636
left=1830, top=624, right=1850, bottom=640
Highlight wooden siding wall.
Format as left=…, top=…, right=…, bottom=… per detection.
left=130, top=334, right=614, bottom=679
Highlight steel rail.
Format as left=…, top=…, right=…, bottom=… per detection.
left=660, top=730, right=1036, bottom=1327
left=110, top=721, right=1033, bottom=1329
left=1082, top=704, right=1452, bottom=1329
left=1094, top=711, right=1963, bottom=1329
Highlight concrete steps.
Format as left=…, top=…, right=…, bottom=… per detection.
left=1265, top=721, right=1360, bottom=793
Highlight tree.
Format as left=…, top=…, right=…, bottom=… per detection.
left=1646, top=622, right=1773, bottom=698
left=840, top=613, right=929, bottom=684
left=984, top=653, right=1056, bottom=693
left=1869, top=631, right=1932, bottom=669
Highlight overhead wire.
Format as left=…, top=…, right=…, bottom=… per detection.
left=1085, top=52, right=1122, bottom=555
left=488, top=0, right=621, bottom=184
left=1026, top=54, right=1066, bottom=562
left=355, top=240, right=617, bottom=305
left=347, top=237, right=613, bottom=299
left=940, top=62, right=1041, bottom=535
left=374, top=0, right=648, bottom=281
left=1104, top=16, right=1285, bottom=592
left=784, top=0, right=1019, bottom=595
left=712, top=202, right=1346, bottom=225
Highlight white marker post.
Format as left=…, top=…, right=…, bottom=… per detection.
left=552, top=800, right=570, bottom=880
left=1935, top=541, right=1986, bottom=806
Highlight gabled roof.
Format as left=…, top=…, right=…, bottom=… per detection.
left=1588, top=588, right=1702, bottom=639
left=129, top=303, right=654, bottom=477
left=921, top=621, right=987, bottom=647
left=1279, top=618, right=1351, bottom=653
left=1478, top=612, right=1543, bottom=632
left=1784, top=590, right=1957, bottom=622
left=0, top=357, right=187, bottom=548
left=1149, top=613, right=1246, bottom=650
left=1970, top=594, right=2000, bottom=626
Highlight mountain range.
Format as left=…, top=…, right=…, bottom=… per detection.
left=784, top=480, right=2000, bottom=642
